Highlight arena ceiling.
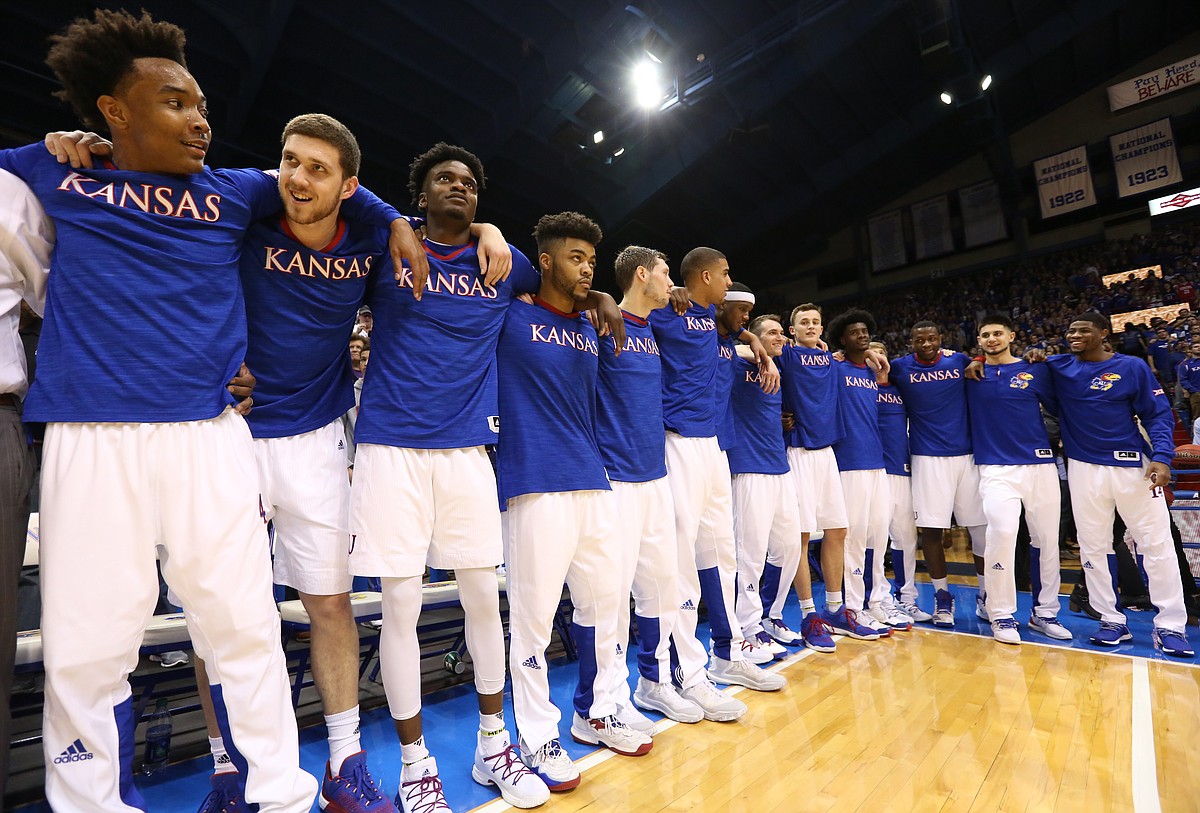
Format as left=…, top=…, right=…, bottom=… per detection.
left=3, top=0, right=1199, bottom=288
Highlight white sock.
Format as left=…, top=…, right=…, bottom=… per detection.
left=799, top=598, right=816, bottom=615
left=825, top=591, right=844, bottom=612
left=933, top=577, right=949, bottom=593
left=479, top=711, right=505, bottom=735
left=400, top=735, right=429, bottom=768
left=479, top=711, right=507, bottom=756
left=209, top=736, right=236, bottom=775
left=325, top=706, right=360, bottom=776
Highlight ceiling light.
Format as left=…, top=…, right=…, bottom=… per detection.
left=593, top=130, right=605, bottom=144
left=939, top=91, right=953, bottom=105
left=980, top=74, right=993, bottom=91
left=633, top=61, right=661, bottom=108
left=613, top=147, right=625, bottom=157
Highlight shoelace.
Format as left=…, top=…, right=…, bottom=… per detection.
left=802, top=614, right=833, bottom=638
left=400, top=773, right=447, bottom=813
left=1156, top=628, right=1189, bottom=645
left=598, top=714, right=631, bottom=733
left=536, top=739, right=568, bottom=763
left=935, top=593, right=953, bottom=611
left=1036, top=616, right=1064, bottom=627
left=1097, top=620, right=1126, bottom=633
left=483, top=744, right=534, bottom=784
left=994, top=617, right=1019, bottom=630
left=336, top=759, right=383, bottom=803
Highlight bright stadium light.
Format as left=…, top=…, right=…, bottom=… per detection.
left=593, top=129, right=605, bottom=144
left=981, top=74, right=993, bottom=91
left=613, top=147, right=625, bottom=157
left=633, top=61, right=661, bottom=108
left=940, top=91, right=953, bottom=105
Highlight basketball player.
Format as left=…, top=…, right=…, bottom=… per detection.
left=727, top=312, right=806, bottom=657
left=966, top=314, right=1071, bottom=645
left=649, top=248, right=785, bottom=716
left=869, top=341, right=930, bottom=623
left=594, top=245, right=706, bottom=729
left=776, top=304, right=875, bottom=644
left=827, top=310, right=909, bottom=633
left=1045, top=314, right=1192, bottom=657
left=0, top=9, right=419, bottom=809
left=498, top=212, right=652, bottom=794
left=349, top=144, right=566, bottom=811
left=889, top=322, right=988, bottom=627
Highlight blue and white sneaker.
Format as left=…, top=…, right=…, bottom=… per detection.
left=519, top=736, right=579, bottom=792
left=395, top=756, right=451, bottom=813
left=820, top=607, right=880, bottom=641
left=898, top=599, right=933, bottom=623
left=754, top=631, right=789, bottom=657
left=197, top=772, right=249, bottom=813
left=1089, top=621, right=1132, bottom=647
left=763, top=617, right=802, bottom=645
left=800, top=612, right=836, bottom=653
left=991, top=617, right=1021, bottom=645
left=932, top=590, right=955, bottom=628
left=472, top=729, right=550, bottom=808
left=1028, top=615, right=1072, bottom=641
left=1153, top=628, right=1195, bottom=658
left=320, top=751, right=394, bottom=812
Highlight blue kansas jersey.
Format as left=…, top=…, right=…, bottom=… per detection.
left=876, top=382, right=910, bottom=477
left=716, top=332, right=738, bottom=451
left=965, top=360, right=1056, bottom=466
left=777, top=345, right=842, bottom=450
left=650, top=301, right=720, bottom=437
left=596, top=312, right=668, bottom=483
left=727, top=357, right=788, bottom=475
left=889, top=352, right=971, bottom=457
left=831, top=361, right=885, bottom=472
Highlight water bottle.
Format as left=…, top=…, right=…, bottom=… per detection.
left=142, top=698, right=172, bottom=775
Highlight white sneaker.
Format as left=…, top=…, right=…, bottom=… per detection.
left=883, top=597, right=915, bottom=625
left=632, top=677, right=703, bottom=724
left=1028, top=614, right=1073, bottom=641
left=737, top=637, right=774, bottom=664
left=763, top=617, right=801, bottom=645
left=570, top=713, right=652, bottom=756
left=753, top=631, right=789, bottom=656
left=519, top=736, right=579, bottom=792
left=472, top=730, right=550, bottom=809
left=678, top=679, right=747, bottom=722
left=992, top=617, right=1021, bottom=645
left=897, top=600, right=932, bottom=623
left=860, top=613, right=893, bottom=637
left=869, top=603, right=912, bottom=630
left=976, top=595, right=990, bottom=621
left=615, top=702, right=656, bottom=733
left=708, top=657, right=786, bottom=691
left=398, top=756, right=452, bottom=813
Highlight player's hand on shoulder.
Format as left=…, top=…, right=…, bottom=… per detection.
left=516, top=292, right=535, bottom=305
left=592, top=292, right=626, bottom=354
left=474, top=223, right=512, bottom=287
left=1023, top=348, right=1047, bottom=363
left=228, top=362, right=256, bottom=416
left=668, top=287, right=689, bottom=315
left=864, top=349, right=890, bottom=376
left=965, top=359, right=985, bottom=380
left=758, top=357, right=780, bottom=395
left=44, top=130, right=112, bottom=169
left=390, top=219, right=430, bottom=300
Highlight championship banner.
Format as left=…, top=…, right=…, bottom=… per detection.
left=959, top=180, right=1006, bottom=248
left=868, top=210, right=906, bottom=272
left=1032, top=145, right=1095, bottom=219
left=1110, top=118, right=1182, bottom=198
left=910, top=195, right=952, bottom=260
left=1108, top=54, right=1200, bottom=112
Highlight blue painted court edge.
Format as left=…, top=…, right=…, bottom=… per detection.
left=13, top=580, right=1194, bottom=813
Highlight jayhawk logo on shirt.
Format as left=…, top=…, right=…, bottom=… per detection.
left=1089, top=372, right=1121, bottom=391
left=1009, top=372, right=1033, bottom=389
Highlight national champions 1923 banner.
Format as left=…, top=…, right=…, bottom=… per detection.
left=1110, top=118, right=1183, bottom=199
left=1032, top=145, right=1096, bottom=218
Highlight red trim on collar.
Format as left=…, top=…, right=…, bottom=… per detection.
left=424, top=239, right=474, bottom=261
left=533, top=296, right=580, bottom=318
left=621, top=309, right=648, bottom=326
left=280, top=216, right=347, bottom=253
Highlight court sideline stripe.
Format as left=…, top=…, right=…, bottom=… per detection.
left=469, top=646, right=820, bottom=813
left=1131, top=658, right=1163, bottom=813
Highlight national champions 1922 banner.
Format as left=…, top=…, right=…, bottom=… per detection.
left=1032, top=145, right=1096, bottom=218
left=1110, top=118, right=1183, bottom=199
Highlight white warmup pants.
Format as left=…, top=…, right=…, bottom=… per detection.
left=732, top=473, right=802, bottom=637
left=887, top=474, right=919, bottom=603
left=839, top=469, right=891, bottom=612
left=40, top=411, right=315, bottom=813
left=979, top=464, right=1062, bottom=620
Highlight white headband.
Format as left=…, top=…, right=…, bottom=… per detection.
left=725, top=291, right=755, bottom=304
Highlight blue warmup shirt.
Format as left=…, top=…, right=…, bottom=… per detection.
left=716, top=332, right=738, bottom=451
left=1179, top=357, right=1200, bottom=393
left=831, top=361, right=885, bottom=472
left=965, top=360, right=1056, bottom=466
left=889, top=352, right=971, bottom=457
left=650, top=301, right=719, bottom=437
left=356, top=239, right=541, bottom=449
left=241, top=217, right=388, bottom=438
left=776, top=345, right=843, bottom=450
left=727, top=357, right=788, bottom=476
left=0, top=144, right=398, bottom=423
left=1046, top=353, right=1174, bottom=467
left=595, top=312, right=668, bottom=483
left=877, top=382, right=910, bottom=477
left=496, top=298, right=609, bottom=502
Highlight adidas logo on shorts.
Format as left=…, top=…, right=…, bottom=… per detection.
left=851, top=568, right=862, bottom=576
left=991, top=562, right=1004, bottom=570
left=679, top=599, right=696, bottom=611
left=337, top=439, right=345, bottom=450
left=216, top=753, right=231, bottom=766
left=1083, top=561, right=1095, bottom=570
left=744, top=582, right=755, bottom=592
left=521, top=656, right=541, bottom=670
left=54, top=739, right=93, bottom=764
